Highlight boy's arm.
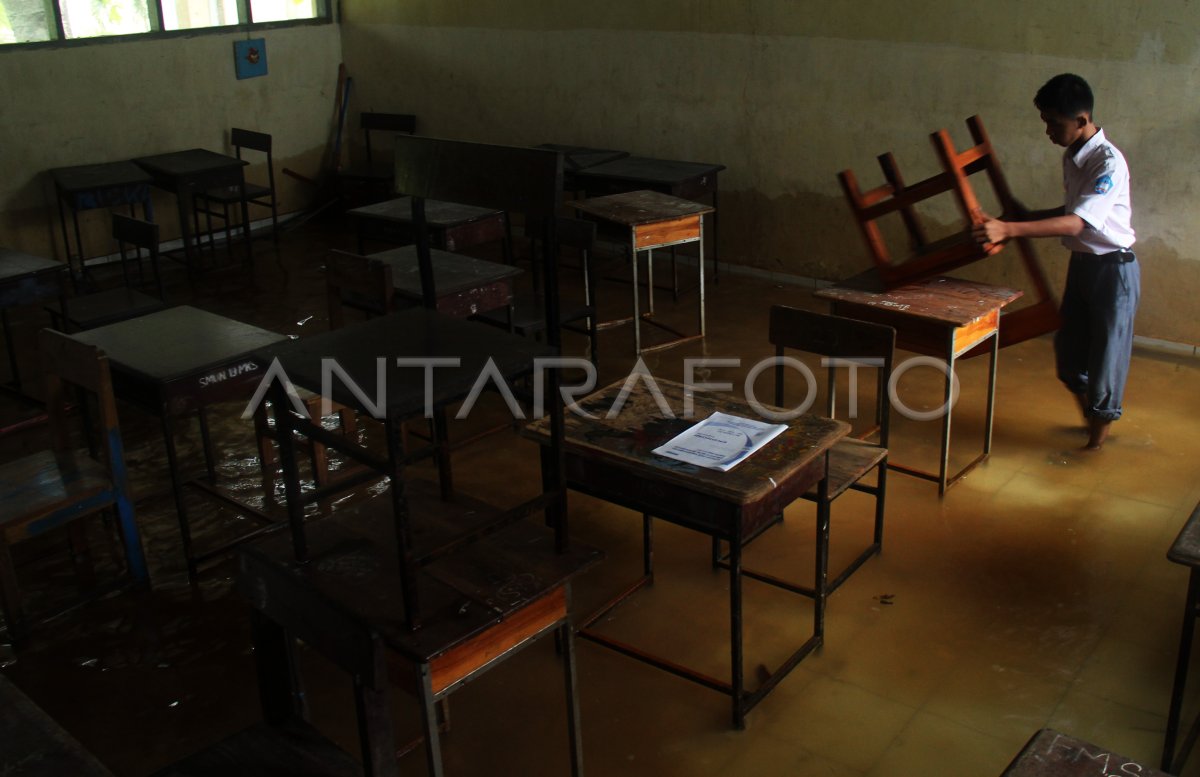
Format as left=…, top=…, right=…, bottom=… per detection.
left=972, top=206, right=1083, bottom=244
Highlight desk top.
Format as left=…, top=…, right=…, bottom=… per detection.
left=536, top=144, right=629, bottom=172
left=71, top=305, right=287, bottom=384
left=524, top=379, right=847, bottom=506
left=252, top=309, right=554, bottom=418
left=0, top=673, right=115, bottom=776
left=1000, top=729, right=1166, bottom=776
left=569, top=189, right=714, bottom=227
left=0, top=249, right=64, bottom=283
left=572, top=155, right=725, bottom=184
left=133, top=148, right=247, bottom=178
left=347, top=196, right=503, bottom=227
left=815, top=273, right=1023, bottom=328
left=239, top=480, right=602, bottom=662
left=49, top=161, right=151, bottom=193
left=368, top=245, right=521, bottom=297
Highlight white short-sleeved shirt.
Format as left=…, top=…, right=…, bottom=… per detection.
left=1061, top=128, right=1136, bottom=254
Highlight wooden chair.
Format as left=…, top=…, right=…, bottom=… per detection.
left=0, top=329, right=148, bottom=641
left=713, top=306, right=894, bottom=605
left=838, top=115, right=1060, bottom=351
left=193, top=128, right=279, bottom=250
left=336, top=112, right=417, bottom=202
left=257, top=251, right=395, bottom=487
left=46, top=214, right=167, bottom=332
left=475, top=216, right=600, bottom=363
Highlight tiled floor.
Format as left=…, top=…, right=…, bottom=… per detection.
left=2, top=219, right=1199, bottom=776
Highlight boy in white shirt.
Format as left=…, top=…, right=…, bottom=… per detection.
left=974, top=73, right=1139, bottom=451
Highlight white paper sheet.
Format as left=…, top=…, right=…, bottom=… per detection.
left=652, top=411, right=788, bottom=472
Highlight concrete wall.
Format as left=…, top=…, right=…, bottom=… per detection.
left=0, top=23, right=341, bottom=260
left=339, top=1, right=1200, bottom=343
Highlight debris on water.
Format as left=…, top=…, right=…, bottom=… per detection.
left=296, top=315, right=314, bottom=326
left=874, top=593, right=896, bottom=605
left=77, top=657, right=100, bottom=669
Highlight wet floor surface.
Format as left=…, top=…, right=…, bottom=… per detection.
left=2, top=217, right=1200, bottom=776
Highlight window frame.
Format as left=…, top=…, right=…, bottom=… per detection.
left=1, top=0, right=332, bottom=50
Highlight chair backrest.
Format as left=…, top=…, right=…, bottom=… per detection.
left=230, top=127, right=276, bottom=194
left=361, top=112, right=417, bottom=164
left=112, top=214, right=163, bottom=299
left=324, top=249, right=395, bottom=329
left=393, top=136, right=563, bottom=316
left=38, top=328, right=123, bottom=471
left=769, top=305, right=896, bottom=447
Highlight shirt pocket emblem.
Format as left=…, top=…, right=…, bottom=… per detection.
left=1093, top=174, right=1113, bottom=195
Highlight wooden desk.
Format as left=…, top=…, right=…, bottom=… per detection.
left=570, top=155, right=725, bottom=281
left=347, top=196, right=510, bottom=259
left=1164, top=501, right=1200, bottom=773
left=0, top=249, right=69, bottom=396
left=70, top=306, right=289, bottom=580
left=0, top=673, right=115, bottom=776
left=1002, top=729, right=1167, bottom=776
left=48, top=161, right=153, bottom=279
left=524, top=379, right=848, bottom=729
left=815, top=274, right=1021, bottom=495
left=366, top=244, right=521, bottom=318
left=249, top=310, right=594, bottom=776
left=570, top=189, right=711, bottom=355
left=132, top=149, right=250, bottom=272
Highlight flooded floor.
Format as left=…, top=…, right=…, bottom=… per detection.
left=3, top=216, right=1200, bottom=776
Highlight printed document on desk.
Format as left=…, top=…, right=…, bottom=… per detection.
left=653, top=412, right=788, bottom=472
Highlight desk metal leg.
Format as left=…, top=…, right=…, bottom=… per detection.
left=712, top=180, right=720, bottom=284
left=630, top=230, right=641, bottom=355
left=160, top=409, right=198, bottom=582
left=1164, top=567, right=1200, bottom=772
left=814, top=468, right=831, bottom=640
left=939, top=335, right=956, bottom=496
left=984, top=331, right=999, bottom=454
left=698, top=217, right=706, bottom=339
left=729, top=527, right=745, bottom=730
left=419, top=665, right=446, bottom=777
left=561, top=592, right=584, bottom=777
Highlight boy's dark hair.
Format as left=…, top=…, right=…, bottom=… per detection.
left=1034, top=73, right=1094, bottom=118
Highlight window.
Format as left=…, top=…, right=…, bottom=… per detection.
left=0, top=0, right=325, bottom=45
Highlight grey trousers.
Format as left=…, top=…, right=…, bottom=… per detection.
left=1054, top=250, right=1140, bottom=422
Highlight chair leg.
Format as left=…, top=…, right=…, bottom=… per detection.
left=305, top=397, right=329, bottom=488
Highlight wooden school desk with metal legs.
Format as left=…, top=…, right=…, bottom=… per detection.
left=815, top=273, right=1021, bottom=495
left=570, top=189, right=711, bottom=355
left=525, top=378, right=848, bottom=729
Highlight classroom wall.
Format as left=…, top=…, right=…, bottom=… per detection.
left=338, top=0, right=1200, bottom=344
left=0, top=24, right=341, bottom=260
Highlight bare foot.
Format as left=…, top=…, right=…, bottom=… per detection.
left=1083, top=418, right=1111, bottom=451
